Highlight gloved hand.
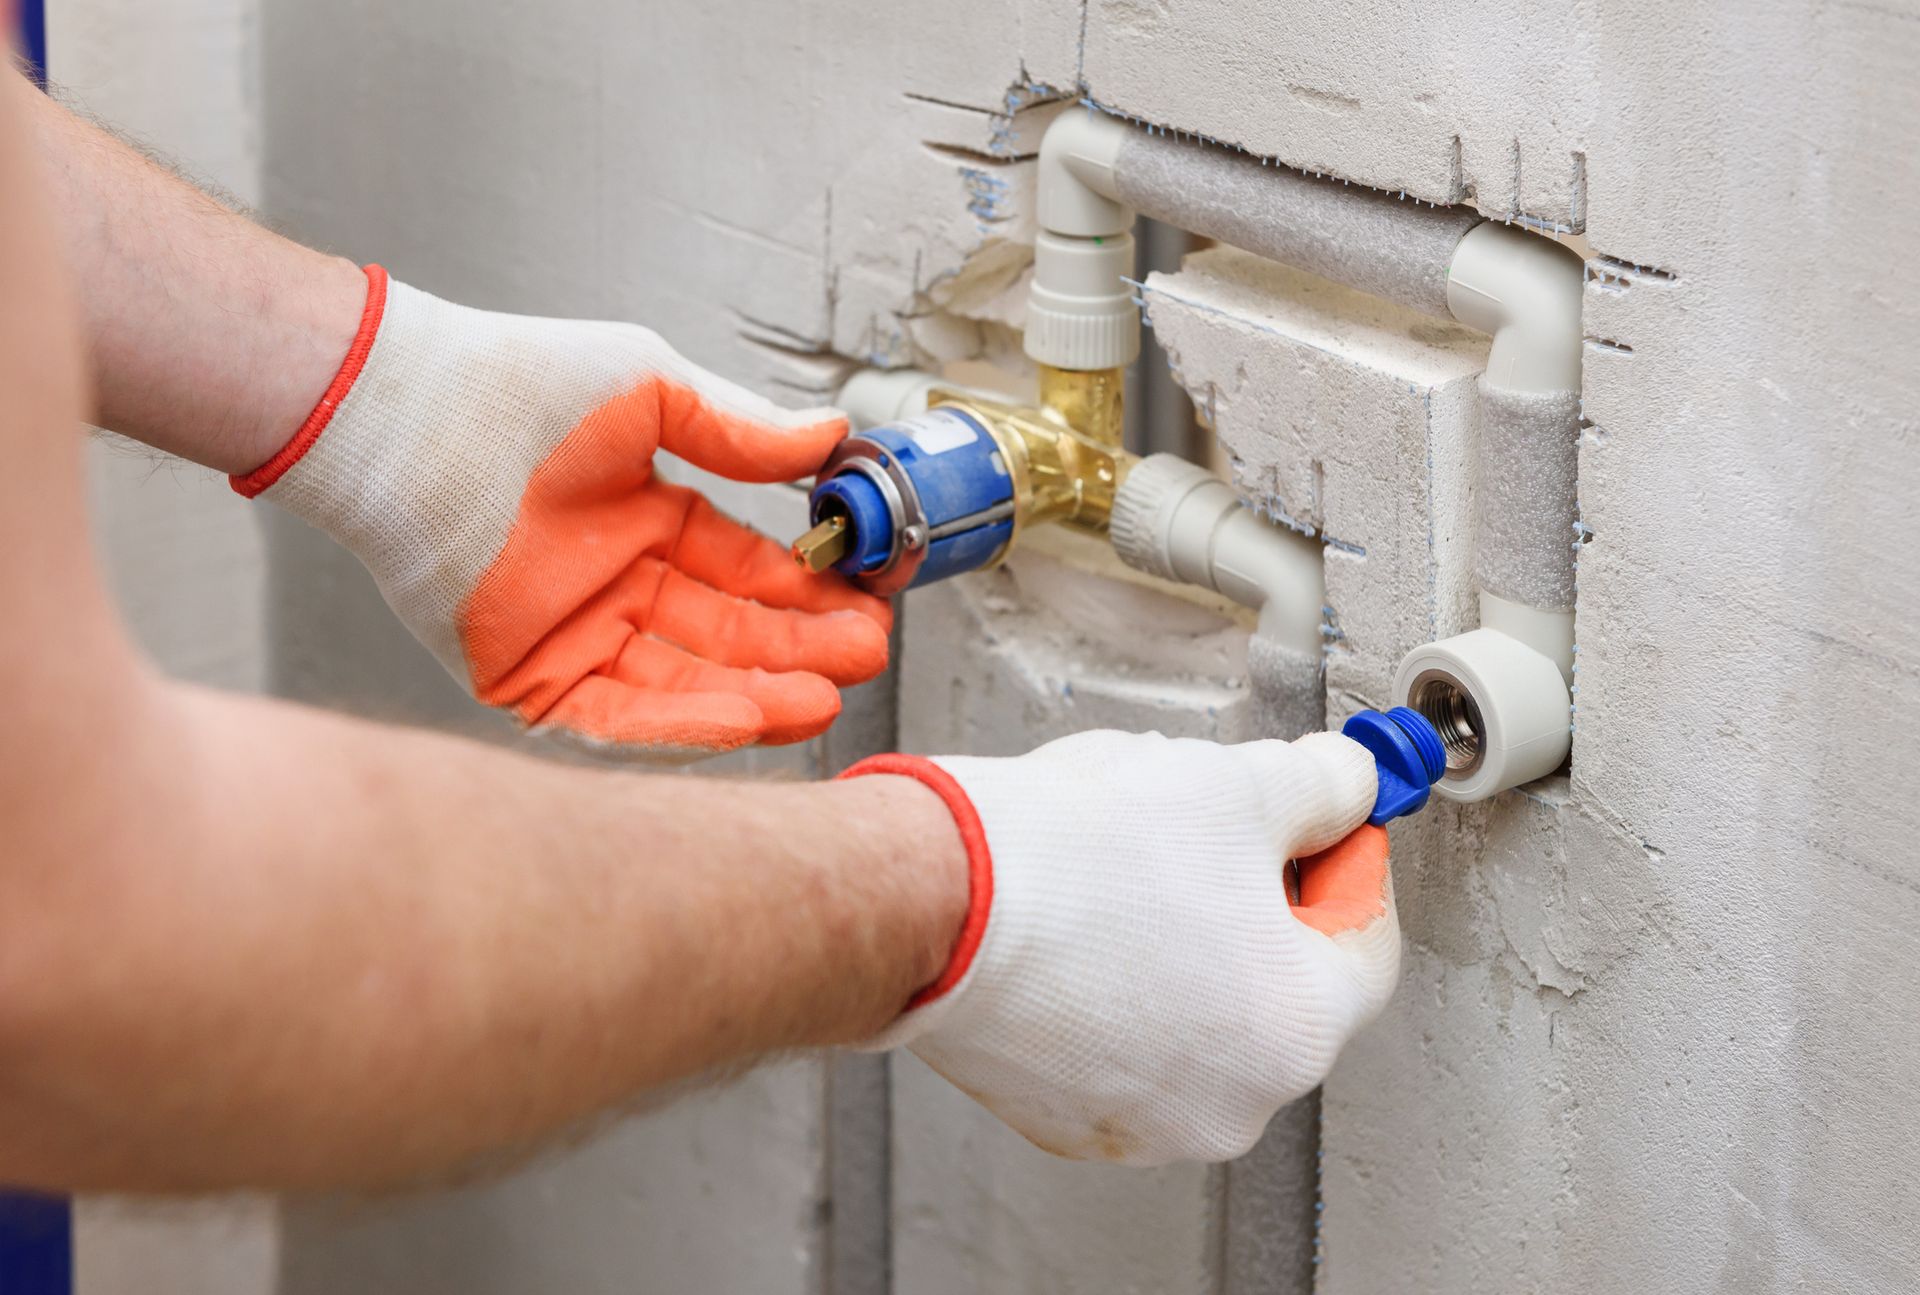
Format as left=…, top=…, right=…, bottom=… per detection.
left=234, top=266, right=890, bottom=755
left=845, top=729, right=1399, bottom=1165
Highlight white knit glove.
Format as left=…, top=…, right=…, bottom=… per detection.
left=231, top=266, right=889, bottom=756
left=845, top=730, right=1399, bottom=1165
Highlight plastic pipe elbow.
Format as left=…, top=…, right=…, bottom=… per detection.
left=1037, top=108, right=1130, bottom=236
left=1109, top=454, right=1324, bottom=658
left=1446, top=221, right=1583, bottom=395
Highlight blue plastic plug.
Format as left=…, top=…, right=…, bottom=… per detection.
left=1341, top=706, right=1447, bottom=826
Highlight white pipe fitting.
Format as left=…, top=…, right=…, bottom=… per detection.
left=836, top=368, right=945, bottom=431
left=1393, top=629, right=1571, bottom=802
left=1446, top=221, right=1584, bottom=395
left=1109, top=454, right=1324, bottom=658
left=1028, top=109, right=1140, bottom=372
left=1036, top=107, right=1129, bottom=235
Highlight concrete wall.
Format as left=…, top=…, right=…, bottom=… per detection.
left=42, top=0, right=1920, bottom=1290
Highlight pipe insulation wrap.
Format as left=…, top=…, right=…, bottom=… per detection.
left=1112, top=132, right=1483, bottom=319
left=1473, top=379, right=1581, bottom=612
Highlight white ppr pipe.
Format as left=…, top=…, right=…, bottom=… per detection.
left=1036, top=107, right=1129, bottom=236
left=1393, top=628, right=1570, bottom=801
left=836, top=368, right=946, bottom=431
left=1397, top=223, right=1583, bottom=801
left=1108, top=454, right=1324, bottom=658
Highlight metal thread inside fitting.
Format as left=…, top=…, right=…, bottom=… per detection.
left=1410, top=669, right=1485, bottom=778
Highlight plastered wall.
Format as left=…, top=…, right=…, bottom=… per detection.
left=48, top=0, right=1920, bottom=1290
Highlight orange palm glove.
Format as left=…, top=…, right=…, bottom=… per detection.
left=234, top=266, right=890, bottom=755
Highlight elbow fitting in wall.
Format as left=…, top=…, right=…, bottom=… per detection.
left=1446, top=221, right=1584, bottom=395
left=1108, top=454, right=1324, bottom=659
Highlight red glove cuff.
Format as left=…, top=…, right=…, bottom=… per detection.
left=838, top=753, right=993, bottom=1011
left=231, top=264, right=390, bottom=498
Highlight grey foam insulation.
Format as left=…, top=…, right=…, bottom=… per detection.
left=1473, top=379, right=1581, bottom=611
left=1113, top=131, right=1484, bottom=319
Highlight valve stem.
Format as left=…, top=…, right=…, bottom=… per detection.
left=792, top=515, right=850, bottom=572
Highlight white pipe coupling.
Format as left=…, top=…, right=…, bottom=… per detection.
left=1393, top=628, right=1571, bottom=802
left=1109, top=453, right=1324, bottom=657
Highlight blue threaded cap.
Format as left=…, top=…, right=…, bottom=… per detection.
left=1341, top=706, right=1447, bottom=825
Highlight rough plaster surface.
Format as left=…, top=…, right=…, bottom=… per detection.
left=1081, top=0, right=1595, bottom=233
left=75, top=0, right=1917, bottom=1288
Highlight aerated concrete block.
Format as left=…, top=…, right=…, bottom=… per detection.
left=1142, top=246, right=1488, bottom=717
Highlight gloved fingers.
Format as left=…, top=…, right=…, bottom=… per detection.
left=606, top=636, right=843, bottom=746
left=650, top=368, right=849, bottom=484
left=670, top=491, right=893, bottom=631
left=1291, top=824, right=1392, bottom=936
left=532, top=674, right=767, bottom=754
left=1236, top=731, right=1377, bottom=859
left=1297, top=845, right=1405, bottom=1037
left=638, top=562, right=890, bottom=686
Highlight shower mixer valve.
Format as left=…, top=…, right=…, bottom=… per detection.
left=792, top=386, right=1131, bottom=595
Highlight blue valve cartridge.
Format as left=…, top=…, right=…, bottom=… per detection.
left=806, top=408, right=1017, bottom=595
left=1341, top=706, right=1448, bottom=825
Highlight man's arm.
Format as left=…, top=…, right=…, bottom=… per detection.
left=13, top=69, right=366, bottom=472
left=0, top=74, right=965, bottom=1191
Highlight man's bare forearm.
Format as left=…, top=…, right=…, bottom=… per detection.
left=1, top=680, right=966, bottom=1191
left=10, top=69, right=364, bottom=472
left=0, top=66, right=968, bottom=1194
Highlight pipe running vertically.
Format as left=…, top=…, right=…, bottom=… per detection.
left=1033, top=108, right=1581, bottom=801
left=1026, top=110, right=1140, bottom=446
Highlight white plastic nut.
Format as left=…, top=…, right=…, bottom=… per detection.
left=1024, top=231, right=1140, bottom=370
left=1393, top=627, right=1571, bottom=802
